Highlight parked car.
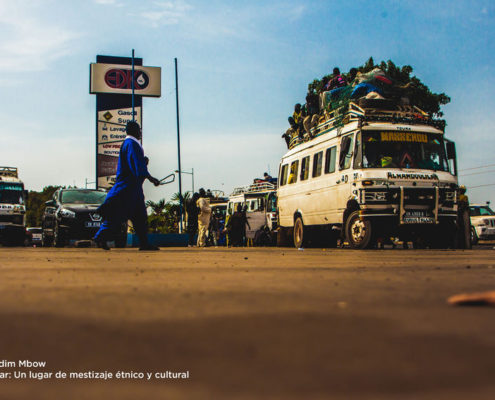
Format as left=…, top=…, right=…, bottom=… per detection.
left=41, top=188, right=127, bottom=247
left=469, top=204, right=495, bottom=245
left=26, top=227, right=42, bottom=246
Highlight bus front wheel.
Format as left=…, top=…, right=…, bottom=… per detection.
left=345, top=211, right=373, bottom=249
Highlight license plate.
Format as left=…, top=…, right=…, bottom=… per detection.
left=403, top=216, right=434, bottom=224
left=85, top=221, right=101, bottom=228
left=403, top=211, right=434, bottom=224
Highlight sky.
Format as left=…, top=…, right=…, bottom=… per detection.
left=1, top=0, right=494, bottom=205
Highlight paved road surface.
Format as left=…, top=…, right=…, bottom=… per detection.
left=0, top=247, right=494, bottom=399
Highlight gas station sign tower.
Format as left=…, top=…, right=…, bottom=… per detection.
left=90, top=55, right=161, bottom=190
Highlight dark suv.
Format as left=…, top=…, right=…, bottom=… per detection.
left=41, top=188, right=126, bottom=247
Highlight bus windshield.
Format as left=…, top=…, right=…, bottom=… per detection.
left=0, top=182, right=24, bottom=204
left=359, top=131, right=450, bottom=172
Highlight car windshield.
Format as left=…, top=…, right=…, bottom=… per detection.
left=470, top=206, right=495, bottom=216
left=0, top=182, right=24, bottom=204
left=60, top=190, right=107, bottom=205
left=359, top=131, right=450, bottom=172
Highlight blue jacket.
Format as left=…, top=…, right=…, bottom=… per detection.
left=102, top=137, right=149, bottom=215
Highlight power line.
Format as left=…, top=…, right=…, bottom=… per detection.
left=460, top=163, right=495, bottom=172
left=460, top=169, right=495, bottom=177
left=467, top=183, right=495, bottom=189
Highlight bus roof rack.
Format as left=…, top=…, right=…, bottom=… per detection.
left=0, top=167, right=18, bottom=178
left=231, top=181, right=276, bottom=196
left=288, top=101, right=446, bottom=150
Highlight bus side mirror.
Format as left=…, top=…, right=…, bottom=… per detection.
left=23, top=190, right=29, bottom=201
left=446, top=142, right=456, bottom=160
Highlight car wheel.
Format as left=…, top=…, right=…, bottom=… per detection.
left=470, top=227, right=478, bottom=246
left=41, top=230, right=52, bottom=247
left=54, top=224, right=66, bottom=247
left=345, top=211, right=373, bottom=249
left=293, top=217, right=306, bottom=248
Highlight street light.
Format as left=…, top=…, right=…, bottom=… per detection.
left=175, top=168, right=194, bottom=193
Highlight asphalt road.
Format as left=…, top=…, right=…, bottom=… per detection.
left=0, top=246, right=494, bottom=400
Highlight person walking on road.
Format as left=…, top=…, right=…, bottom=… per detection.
left=186, top=192, right=200, bottom=246
left=93, top=121, right=161, bottom=251
left=196, top=188, right=212, bottom=247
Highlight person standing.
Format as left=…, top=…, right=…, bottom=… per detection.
left=94, top=121, right=160, bottom=251
left=186, top=192, right=200, bottom=246
left=227, top=204, right=250, bottom=247
left=457, top=185, right=471, bottom=249
left=196, top=188, right=212, bottom=247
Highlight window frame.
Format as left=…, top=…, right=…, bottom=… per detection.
left=312, top=151, right=323, bottom=178
left=324, top=146, right=337, bottom=174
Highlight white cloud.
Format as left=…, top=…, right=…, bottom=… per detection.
left=288, top=5, right=306, bottom=21
left=0, top=3, right=80, bottom=73
left=94, top=0, right=119, bottom=4
left=139, top=0, right=193, bottom=27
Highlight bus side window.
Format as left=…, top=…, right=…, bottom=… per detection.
left=312, top=151, right=323, bottom=177
left=288, top=160, right=299, bottom=184
left=279, top=164, right=289, bottom=186
left=325, top=146, right=336, bottom=174
left=300, top=156, right=310, bottom=181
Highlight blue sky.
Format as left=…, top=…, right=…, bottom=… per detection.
left=1, top=0, right=494, bottom=204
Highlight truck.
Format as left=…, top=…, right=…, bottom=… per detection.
left=276, top=100, right=461, bottom=249
left=0, top=167, right=28, bottom=246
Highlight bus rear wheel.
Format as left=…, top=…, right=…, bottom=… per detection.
left=293, top=217, right=306, bottom=248
left=345, top=211, right=373, bottom=249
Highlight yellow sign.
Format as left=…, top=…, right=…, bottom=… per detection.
left=380, top=131, right=428, bottom=143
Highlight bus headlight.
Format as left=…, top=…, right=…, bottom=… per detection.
left=364, top=191, right=387, bottom=202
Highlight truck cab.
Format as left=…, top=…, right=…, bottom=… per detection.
left=0, top=167, right=27, bottom=246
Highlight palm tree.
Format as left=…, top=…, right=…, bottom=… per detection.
left=146, top=199, right=166, bottom=215
left=170, top=191, right=191, bottom=204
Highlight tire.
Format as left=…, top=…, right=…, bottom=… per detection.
left=53, top=224, right=66, bottom=247
left=276, top=226, right=291, bottom=247
left=345, top=211, right=373, bottom=249
left=293, top=217, right=306, bottom=248
left=41, top=230, right=53, bottom=247
left=470, top=227, right=478, bottom=246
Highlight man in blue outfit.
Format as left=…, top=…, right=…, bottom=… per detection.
left=94, top=121, right=160, bottom=251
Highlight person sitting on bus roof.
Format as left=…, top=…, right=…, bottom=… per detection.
left=288, top=103, right=305, bottom=140
left=263, top=172, right=272, bottom=181
left=324, top=67, right=348, bottom=91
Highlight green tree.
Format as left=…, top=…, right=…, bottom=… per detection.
left=146, top=198, right=181, bottom=234
left=26, top=186, right=59, bottom=227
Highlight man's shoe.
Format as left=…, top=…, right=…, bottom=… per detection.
left=139, top=245, right=160, bottom=251
left=95, top=238, right=110, bottom=250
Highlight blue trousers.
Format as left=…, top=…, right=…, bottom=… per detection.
left=94, top=197, right=148, bottom=246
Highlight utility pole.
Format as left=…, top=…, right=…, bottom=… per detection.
left=175, top=58, right=183, bottom=232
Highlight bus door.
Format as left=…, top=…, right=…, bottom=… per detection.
left=335, top=133, right=355, bottom=220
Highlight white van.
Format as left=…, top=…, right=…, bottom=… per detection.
left=277, top=102, right=460, bottom=249
left=227, top=182, right=277, bottom=244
